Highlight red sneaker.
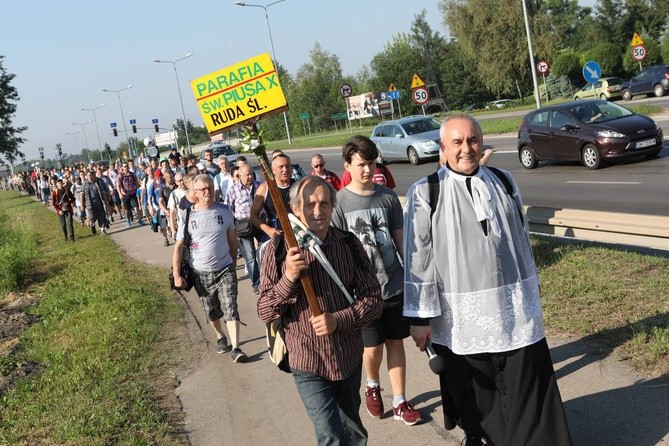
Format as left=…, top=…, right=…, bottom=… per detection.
left=393, top=400, right=423, bottom=426
left=364, top=385, right=384, bottom=418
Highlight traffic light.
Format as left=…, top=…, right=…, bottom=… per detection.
left=113, top=128, right=118, bottom=137
left=154, top=124, right=159, bottom=133
left=132, top=125, right=137, bottom=134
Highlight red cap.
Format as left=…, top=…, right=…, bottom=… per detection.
left=153, top=169, right=163, bottom=177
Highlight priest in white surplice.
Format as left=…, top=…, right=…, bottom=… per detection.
left=403, top=114, right=572, bottom=446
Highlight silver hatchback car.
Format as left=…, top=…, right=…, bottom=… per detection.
left=370, top=116, right=441, bottom=165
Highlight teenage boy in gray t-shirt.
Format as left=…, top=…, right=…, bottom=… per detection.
left=331, top=135, right=423, bottom=426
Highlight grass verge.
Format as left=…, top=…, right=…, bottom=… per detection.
left=534, top=238, right=669, bottom=378
left=0, top=193, right=189, bottom=445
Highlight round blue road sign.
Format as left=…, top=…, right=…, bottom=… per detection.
left=583, top=61, right=601, bottom=83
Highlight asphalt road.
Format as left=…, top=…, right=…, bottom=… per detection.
left=281, top=111, right=669, bottom=217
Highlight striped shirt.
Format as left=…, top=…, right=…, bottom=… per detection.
left=257, top=226, right=383, bottom=381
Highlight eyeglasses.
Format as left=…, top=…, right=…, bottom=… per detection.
left=194, top=187, right=213, bottom=193
left=313, top=164, right=324, bottom=168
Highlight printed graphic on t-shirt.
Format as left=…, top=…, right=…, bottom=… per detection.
left=341, top=208, right=394, bottom=281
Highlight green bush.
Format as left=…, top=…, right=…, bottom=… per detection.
left=583, top=42, right=623, bottom=77
left=0, top=222, right=36, bottom=292
left=552, top=50, right=581, bottom=80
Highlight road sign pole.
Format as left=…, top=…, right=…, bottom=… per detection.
left=344, top=99, right=353, bottom=135
left=397, top=98, right=402, bottom=119
left=542, top=73, right=549, bottom=105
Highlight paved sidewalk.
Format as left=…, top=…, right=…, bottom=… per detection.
left=108, top=217, right=668, bottom=446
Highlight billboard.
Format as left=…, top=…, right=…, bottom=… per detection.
left=154, top=131, right=178, bottom=148
left=346, top=92, right=392, bottom=120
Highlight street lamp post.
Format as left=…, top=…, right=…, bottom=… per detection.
left=72, top=121, right=93, bottom=163
left=80, top=104, right=105, bottom=154
left=153, top=53, right=193, bottom=154
left=102, top=85, right=134, bottom=154
left=234, top=0, right=292, bottom=145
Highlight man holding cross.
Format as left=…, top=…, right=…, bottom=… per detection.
left=257, top=175, right=383, bottom=445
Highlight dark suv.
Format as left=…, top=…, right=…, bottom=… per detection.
left=621, top=65, right=669, bottom=100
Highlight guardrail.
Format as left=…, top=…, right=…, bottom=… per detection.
left=526, top=206, right=669, bottom=252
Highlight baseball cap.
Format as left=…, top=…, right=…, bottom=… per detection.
left=153, top=169, right=163, bottom=177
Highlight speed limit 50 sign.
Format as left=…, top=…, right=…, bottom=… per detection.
left=412, top=87, right=429, bottom=104
left=632, top=45, right=647, bottom=61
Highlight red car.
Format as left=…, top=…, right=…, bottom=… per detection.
left=517, top=100, right=664, bottom=170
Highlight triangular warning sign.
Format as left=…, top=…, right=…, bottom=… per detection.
left=630, top=32, right=644, bottom=46
left=410, top=73, right=426, bottom=89
left=389, top=83, right=397, bottom=91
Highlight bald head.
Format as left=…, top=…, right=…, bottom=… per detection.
left=239, top=164, right=254, bottom=186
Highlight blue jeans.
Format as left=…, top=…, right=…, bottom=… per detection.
left=238, top=235, right=259, bottom=288
left=292, top=365, right=367, bottom=446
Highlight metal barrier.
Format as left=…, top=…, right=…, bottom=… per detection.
left=399, top=195, right=669, bottom=251
left=525, top=206, right=669, bottom=252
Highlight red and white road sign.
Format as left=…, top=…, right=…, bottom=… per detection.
left=339, top=83, right=352, bottom=98
left=632, top=45, right=647, bottom=61
left=412, top=87, right=428, bottom=104
left=537, top=60, right=550, bottom=74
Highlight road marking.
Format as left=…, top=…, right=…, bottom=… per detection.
left=566, top=181, right=641, bottom=185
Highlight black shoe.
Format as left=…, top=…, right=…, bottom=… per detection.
left=91, top=225, right=97, bottom=235
left=461, top=433, right=485, bottom=446
left=231, top=348, right=248, bottom=363
left=217, top=336, right=232, bottom=354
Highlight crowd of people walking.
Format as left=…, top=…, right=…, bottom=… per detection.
left=4, top=114, right=571, bottom=445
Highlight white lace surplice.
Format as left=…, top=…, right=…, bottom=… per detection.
left=403, top=167, right=545, bottom=355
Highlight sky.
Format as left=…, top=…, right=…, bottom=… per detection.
left=2, top=0, right=596, bottom=162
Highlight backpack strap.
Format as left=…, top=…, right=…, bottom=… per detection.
left=487, top=166, right=523, bottom=224
left=487, top=166, right=514, bottom=197
left=427, top=171, right=440, bottom=219
left=183, top=207, right=192, bottom=249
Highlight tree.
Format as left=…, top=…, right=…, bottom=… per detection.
left=662, top=33, right=669, bottom=63
left=623, top=36, right=663, bottom=74
left=552, top=50, right=581, bottom=81
left=440, top=0, right=534, bottom=98
left=370, top=34, right=424, bottom=116
left=0, top=54, right=26, bottom=163
left=583, top=42, right=624, bottom=76
left=439, top=40, right=493, bottom=109
left=290, top=42, right=345, bottom=133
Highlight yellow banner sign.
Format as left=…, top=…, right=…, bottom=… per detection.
left=190, top=52, right=288, bottom=134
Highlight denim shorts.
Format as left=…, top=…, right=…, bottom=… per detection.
left=361, top=293, right=409, bottom=347
left=193, top=263, right=238, bottom=321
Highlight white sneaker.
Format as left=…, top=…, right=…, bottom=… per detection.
left=101, top=227, right=108, bottom=235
